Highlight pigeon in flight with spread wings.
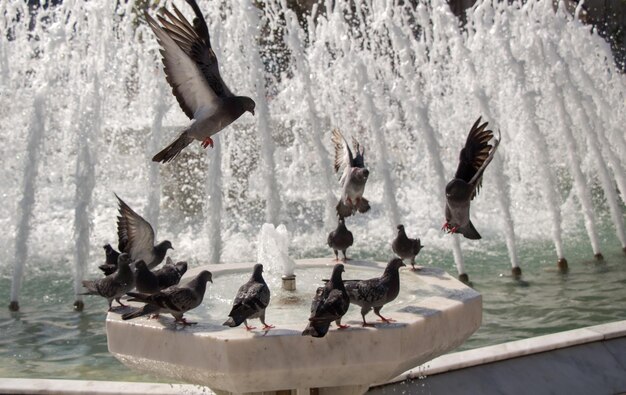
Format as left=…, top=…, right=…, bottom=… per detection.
left=145, top=0, right=255, bottom=163
left=116, top=194, right=173, bottom=269
left=443, top=117, right=501, bottom=240
left=332, top=129, right=370, bottom=219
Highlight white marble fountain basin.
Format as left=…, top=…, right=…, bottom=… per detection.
left=106, top=259, right=482, bottom=394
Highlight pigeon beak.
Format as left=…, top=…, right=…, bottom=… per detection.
left=251, top=109, right=255, bottom=116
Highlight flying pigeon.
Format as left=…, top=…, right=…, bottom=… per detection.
left=153, top=257, right=188, bottom=290
left=392, top=224, right=423, bottom=270
left=116, top=194, right=173, bottom=269
left=331, top=129, right=370, bottom=219
left=443, top=117, right=501, bottom=240
left=98, top=244, right=120, bottom=276
left=144, top=0, right=256, bottom=163
left=133, top=260, right=160, bottom=294
left=343, top=258, right=405, bottom=326
left=81, top=253, right=134, bottom=311
left=122, top=270, right=213, bottom=325
left=327, top=218, right=354, bottom=262
left=223, top=263, right=273, bottom=331
left=302, top=264, right=350, bottom=337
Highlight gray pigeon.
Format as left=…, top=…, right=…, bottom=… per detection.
left=444, top=117, right=501, bottom=239
left=327, top=218, right=354, bottom=261
left=98, top=243, right=120, bottom=276
left=223, top=264, right=273, bottom=330
left=133, top=260, right=160, bottom=294
left=81, top=253, right=134, bottom=311
left=116, top=194, right=173, bottom=269
left=145, top=0, right=255, bottom=163
left=391, top=225, right=423, bottom=270
left=153, top=257, right=188, bottom=290
left=122, top=270, right=213, bottom=325
left=332, top=129, right=370, bottom=219
left=344, top=258, right=405, bottom=326
left=302, top=264, right=350, bottom=337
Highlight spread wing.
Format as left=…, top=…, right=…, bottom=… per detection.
left=144, top=1, right=232, bottom=121
left=332, top=128, right=354, bottom=186
left=454, top=117, right=501, bottom=199
left=116, top=194, right=156, bottom=265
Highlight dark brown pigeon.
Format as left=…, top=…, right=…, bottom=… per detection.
left=343, top=258, right=405, bottom=326
left=391, top=224, right=423, bottom=270
left=153, top=257, right=188, bottom=290
left=302, top=264, right=350, bottom=337
left=116, top=194, right=173, bottom=270
left=122, top=270, right=213, bottom=326
left=327, top=218, right=354, bottom=262
left=145, top=0, right=255, bottom=163
left=98, top=244, right=120, bottom=276
left=443, top=117, right=500, bottom=239
left=223, top=264, right=273, bottom=331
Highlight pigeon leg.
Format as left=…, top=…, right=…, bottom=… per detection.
left=176, top=317, right=197, bottom=326
left=374, top=307, right=395, bottom=323
left=201, top=137, right=214, bottom=149
left=335, top=319, right=350, bottom=329
left=342, top=250, right=351, bottom=262
left=361, top=314, right=375, bottom=327
left=333, top=250, right=339, bottom=261
left=260, top=317, right=275, bottom=330
left=244, top=320, right=257, bottom=331
left=115, top=298, right=127, bottom=307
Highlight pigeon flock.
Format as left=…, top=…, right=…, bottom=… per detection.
left=82, top=0, right=501, bottom=337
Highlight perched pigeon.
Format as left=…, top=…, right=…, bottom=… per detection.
left=145, top=0, right=255, bottom=163
left=327, top=218, right=354, bottom=262
left=116, top=194, right=173, bottom=269
left=302, top=264, right=350, bottom=338
left=223, top=263, right=273, bottom=331
left=331, top=129, right=370, bottom=219
left=134, top=260, right=160, bottom=294
left=153, top=257, right=188, bottom=290
left=98, top=244, right=120, bottom=276
left=122, top=270, right=213, bottom=325
left=392, top=225, right=423, bottom=270
left=344, top=258, right=405, bottom=326
left=81, top=253, right=134, bottom=311
left=443, top=117, right=501, bottom=239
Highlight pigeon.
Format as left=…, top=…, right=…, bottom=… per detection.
left=327, top=218, right=354, bottom=262
left=122, top=270, right=213, bottom=325
left=98, top=244, right=120, bottom=276
left=116, top=194, right=173, bottom=270
left=391, top=225, right=424, bottom=270
left=144, top=0, right=256, bottom=163
left=302, top=264, right=350, bottom=338
left=133, top=260, right=160, bottom=294
left=343, top=258, right=405, bottom=326
left=223, top=263, right=273, bottom=331
left=443, top=117, right=501, bottom=240
left=81, top=253, right=134, bottom=311
left=331, top=129, right=370, bottom=219
left=153, top=257, right=188, bottom=290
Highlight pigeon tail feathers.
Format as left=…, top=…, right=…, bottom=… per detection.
left=459, top=220, right=481, bottom=240
left=152, top=130, right=195, bottom=163
left=122, top=304, right=159, bottom=320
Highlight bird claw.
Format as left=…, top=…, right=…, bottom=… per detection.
left=177, top=318, right=197, bottom=326
left=262, top=324, right=275, bottom=330
left=442, top=222, right=458, bottom=234
left=201, top=137, right=214, bottom=149
left=245, top=325, right=257, bottom=331
left=361, top=322, right=376, bottom=327
left=337, top=324, right=350, bottom=329
left=377, top=317, right=396, bottom=323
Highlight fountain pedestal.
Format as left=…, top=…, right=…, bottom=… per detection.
left=106, top=259, right=481, bottom=394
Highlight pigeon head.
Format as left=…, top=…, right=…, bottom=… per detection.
left=240, top=96, right=256, bottom=116
left=103, top=244, right=113, bottom=252
left=197, top=270, right=213, bottom=284
left=175, top=261, right=188, bottom=275
left=445, top=179, right=471, bottom=201
left=252, top=263, right=265, bottom=281
left=387, top=258, right=406, bottom=271
left=117, top=253, right=132, bottom=266
left=397, top=224, right=405, bottom=231
left=161, top=240, right=174, bottom=250
left=135, top=260, right=148, bottom=271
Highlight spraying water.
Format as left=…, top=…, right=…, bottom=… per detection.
left=3, top=0, right=626, bottom=307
